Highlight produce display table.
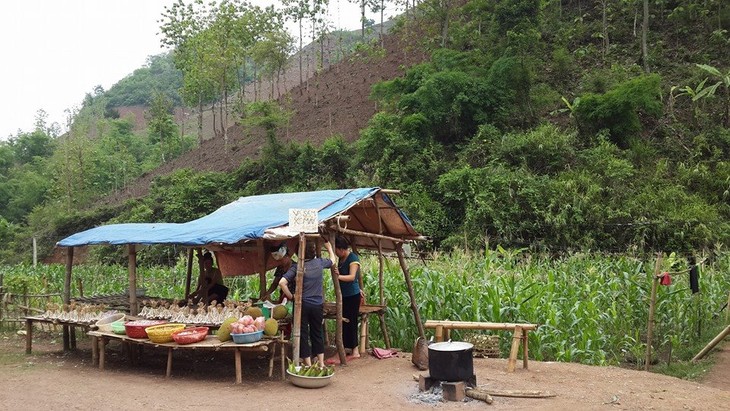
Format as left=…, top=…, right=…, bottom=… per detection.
left=424, top=320, right=539, bottom=372
left=24, top=316, right=91, bottom=354
left=87, top=331, right=287, bottom=383
left=323, top=303, right=391, bottom=351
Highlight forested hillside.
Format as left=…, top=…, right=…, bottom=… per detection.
left=0, top=0, right=728, bottom=264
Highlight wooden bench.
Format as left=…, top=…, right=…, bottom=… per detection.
left=323, top=303, right=391, bottom=353
left=424, top=320, right=538, bottom=372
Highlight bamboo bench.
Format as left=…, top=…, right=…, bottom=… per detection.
left=424, top=320, right=538, bottom=372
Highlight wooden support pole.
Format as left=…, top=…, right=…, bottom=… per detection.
left=397, top=244, right=425, bottom=340
left=63, top=247, right=73, bottom=351
left=435, top=325, right=444, bottom=342
left=329, top=231, right=347, bottom=365
left=522, top=327, right=529, bottom=369
left=258, top=239, right=267, bottom=300
left=280, top=333, right=286, bottom=380
left=235, top=349, right=242, bottom=384
left=692, top=324, right=730, bottom=362
left=184, top=248, right=194, bottom=299
left=645, top=253, right=662, bottom=371
left=508, top=325, right=523, bottom=373
left=25, top=318, right=32, bottom=354
left=360, top=313, right=369, bottom=354
left=91, top=335, right=98, bottom=365
left=166, top=347, right=173, bottom=378
left=378, top=312, right=392, bottom=349
left=291, top=234, right=306, bottom=365
left=128, top=244, right=138, bottom=316
left=374, top=195, right=385, bottom=307
left=99, top=337, right=106, bottom=370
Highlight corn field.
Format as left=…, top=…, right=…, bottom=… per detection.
left=1, top=249, right=728, bottom=367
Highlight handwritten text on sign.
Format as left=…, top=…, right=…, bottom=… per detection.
left=289, top=209, right=319, bottom=233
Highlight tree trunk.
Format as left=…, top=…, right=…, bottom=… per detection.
left=642, top=0, right=649, bottom=73
left=361, top=0, right=366, bottom=39
left=197, top=94, right=203, bottom=148
left=441, top=0, right=450, bottom=47
left=299, top=18, right=304, bottom=91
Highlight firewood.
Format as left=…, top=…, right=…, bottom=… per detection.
left=465, top=388, right=493, bottom=404
left=484, top=388, right=556, bottom=398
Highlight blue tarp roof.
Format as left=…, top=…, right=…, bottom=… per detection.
left=57, top=188, right=408, bottom=247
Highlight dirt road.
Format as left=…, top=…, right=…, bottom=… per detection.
left=2, top=331, right=729, bottom=410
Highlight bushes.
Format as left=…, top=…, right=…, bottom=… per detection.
left=574, top=74, right=663, bottom=148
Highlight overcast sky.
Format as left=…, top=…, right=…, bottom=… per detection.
left=0, top=0, right=393, bottom=141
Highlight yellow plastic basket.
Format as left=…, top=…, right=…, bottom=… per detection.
left=145, top=323, right=186, bottom=343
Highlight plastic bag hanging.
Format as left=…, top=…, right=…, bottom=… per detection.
left=688, top=256, right=700, bottom=293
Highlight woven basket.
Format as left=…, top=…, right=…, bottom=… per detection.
left=146, top=323, right=186, bottom=343
left=463, top=333, right=501, bottom=358
left=172, top=327, right=209, bottom=345
left=125, top=320, right=168, bottom=339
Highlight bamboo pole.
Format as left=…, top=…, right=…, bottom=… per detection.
left=328, top=223, right=427, bottom=244
left=291, top=234, right=306, bottom=365
left=397, top=244, right=425, bottom=339
left=184, top=248, right=194, bottom=299
left=374, top=194, right=385, bottom=306
left=424, top=320, right=538, bottom=331
left=63, top=247, right=73, bottom=351
left=645, top=253, right=662, bottom=371
left=258, top=239, right=267, bottom=300
left=692, top=324, right=730, bottom=362
left=329, top=232, right=347, bottom=365
left=128, top=244, right=138, bottom=316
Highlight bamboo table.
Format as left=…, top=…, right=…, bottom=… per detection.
left=23, top=316, right=91, bottom=354
left=323, top=303, right=391, bottom=352
left=87, top=331, right=287, bottom=383
left=424, top=320, right=539, bottom=373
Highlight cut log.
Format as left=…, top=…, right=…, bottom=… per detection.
left=465, top=388, right=494, bottom=404
left=485, top=388, right=556, bottom=398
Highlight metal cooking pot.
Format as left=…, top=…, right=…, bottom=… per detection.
left=428, top=341, right=474, bottom=382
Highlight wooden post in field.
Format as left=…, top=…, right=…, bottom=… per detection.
left=32, top=237, right=37, bottom=267
left=645, top=253, right=662, bottom=371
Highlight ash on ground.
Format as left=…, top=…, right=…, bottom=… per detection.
left=408, top=382, right=472, bottom=405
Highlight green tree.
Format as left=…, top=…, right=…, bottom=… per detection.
left=146, top=92, right=179, bottom=163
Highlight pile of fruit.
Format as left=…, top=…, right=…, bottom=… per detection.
left=288, top=361, right=335, bottom=377
left=229, top=315, right=264, bottom=334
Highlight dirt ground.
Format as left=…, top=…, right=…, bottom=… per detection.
left=1, top=329, right=729, bottom=410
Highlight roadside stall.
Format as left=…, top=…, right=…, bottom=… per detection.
left=52, top=187, right=426, bottom=378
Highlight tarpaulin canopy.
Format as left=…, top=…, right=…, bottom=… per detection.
left=57, top=187, right=419, bottom=249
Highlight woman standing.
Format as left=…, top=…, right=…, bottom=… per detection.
left=334, top=236, right=362, bottom=359
left=279, top=239, right=335, bottom=367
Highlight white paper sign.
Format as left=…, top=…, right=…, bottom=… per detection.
left=289, top=208, right=319, bottom=233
